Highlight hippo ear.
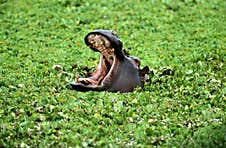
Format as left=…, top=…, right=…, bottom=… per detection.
left=139, top=66, right=150, bottom=85
left=140, top=66, right=150, bottom=76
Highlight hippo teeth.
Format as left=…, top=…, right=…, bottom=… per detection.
left=87, top=34, right=114, bottom=64
left=87, top=34, right=110, bottom=52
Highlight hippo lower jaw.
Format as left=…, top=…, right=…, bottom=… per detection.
left=70, top=54, right=116, bottom=92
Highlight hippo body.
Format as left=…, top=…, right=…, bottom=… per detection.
left=71, top=30, right=149, bottom=93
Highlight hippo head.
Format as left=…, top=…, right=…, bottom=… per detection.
left=71, top=30, right=149, bottom=93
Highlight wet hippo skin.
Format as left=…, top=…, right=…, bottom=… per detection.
left=71, top=30, right=149, bottom=93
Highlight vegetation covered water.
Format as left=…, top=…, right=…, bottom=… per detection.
left=0, top=0, right=225, bottom=147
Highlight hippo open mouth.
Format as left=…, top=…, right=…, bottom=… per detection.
left=71, top=30, right=149, bottom=92
left=83, top=33, right=117, bottom=85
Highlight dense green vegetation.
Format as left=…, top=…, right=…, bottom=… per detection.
left=0, top=0, right=225, bottom=147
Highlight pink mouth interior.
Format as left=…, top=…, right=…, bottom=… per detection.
left=82, top=34, right=116, bottom=85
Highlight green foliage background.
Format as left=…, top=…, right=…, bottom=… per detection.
left=0, top=0, right=225, bottom=147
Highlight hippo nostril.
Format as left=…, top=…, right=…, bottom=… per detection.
left=111, top=30, right=118, bottom=37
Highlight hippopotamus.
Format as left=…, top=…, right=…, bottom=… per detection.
left=71, top=30, right=149, bottom=93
